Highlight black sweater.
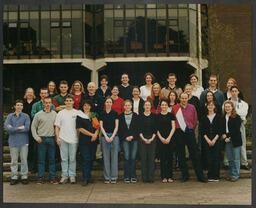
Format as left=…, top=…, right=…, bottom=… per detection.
left=138, top=113, right=157, bottom=139
left=201, top=113, right=222, bottom=140
left=118, top=112, right=139, bottom=141
left=118, top=85, right=133, bottom=100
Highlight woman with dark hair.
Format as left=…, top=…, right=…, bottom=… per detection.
left=47, top=81, right=58, bottom=98
left=156, top=99, right=176, bottom=183
left=96, top=74, right=112, bottom=99
left=167, top=90, right=179, bottom=112
left=221, top=100, right=242, bottom=182
left=140, top=72, right=155, bottom=101
left=201, top=91, right=221, bottom=116
left=132, top=86, right=144, bottom=115
left=201, top=101, right=222, bottom=182
left=76, top=100, right=100, bottom=186
left=100, top=96, right=119, bottom=184
left=109, top=86, right=124, bottom=115
left=70, top=80, right=86, bottom=110
left=189, top=74, right=204, bottom=99
left=118, top=99, right=139, bottom=183
left=138, top=100, right=157, bottom=183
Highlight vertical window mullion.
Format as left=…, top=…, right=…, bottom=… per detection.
left=60, top=5, right=63, bottom=58
left=39, top=5, right=42, bottom=59
left=145, top=6, right=148, bottom=57
left=17, top=5, right=21, bottom=59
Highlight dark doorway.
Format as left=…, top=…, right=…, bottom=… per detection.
left=99, top=61, right=195, bottom=89
left=3, top=63, right=90, bottom=111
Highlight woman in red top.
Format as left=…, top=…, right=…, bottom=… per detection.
left=147, top=83, right=165, bottom=114
left=110, top=86, right=124, bottom=115
left=70, top=80, right=86, bottom=110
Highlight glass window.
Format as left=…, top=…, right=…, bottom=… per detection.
left=9, top=12, right=18, bottom=20
left=72, top=10, right=83, bottom=58
left=156, top=20, right=166, bottom=53
left=189, top=9, right=197, bottom=57
left=62, top=26, right=72, bottom=58
left=29, top=5, right=39, bottom=11
left=4, top=5, right=8, bottom=11
left=189, top=4, right=197, bottom=10
left=114, top=5, right=124, bottom=9
left=51, top=5, right=60, bottom=10
left=104, top=5, right=113, bottom=9
left=41, top=5, right=50, bottom=10
left=29, top=11, right=40, bottom=58
left=62, top=5, right=71, bottom=10
left=147, top=4, right=156, bottom=9
left=157, top=9, right=166, bottom=19
left=62, top=11, right=71, bottom=19
left=126, top=9, right=135, bottom=18
left=20, top=12, right=29, bottom=20
left=168, top=9, right=178, bottom=18
left=72, top=11, right=82, bottom=18
left=136, top=9, right=145, bottom=17
left=9, top=5, right=18, bottom=11
left=72, top=4, right=83, bottom=10
left=157, top=4, right=166, bottom=9
left=178, top=9, right=189, bottom=53
left=168, top=25, right=179, bottom=53
left=179, top=4, right=188, bottom=8
left=147, top=9, right=156, bottom=18
left=20, top=5, right=29, bottom=11
left=41, top=11, right=51, bottom=58
left=136, top=5, right=145, bottom=9
left=114, top=9, right=123, bottom=18
left=4, top=12, right=8, bottom=20
left=51, top=11, right=60, bottom=19
left=168, top=5, right=177, bottom=8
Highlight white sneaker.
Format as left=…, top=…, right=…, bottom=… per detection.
left=70, top=177, right=76, bottom=184
left=59, top=177, right=68, bottom=184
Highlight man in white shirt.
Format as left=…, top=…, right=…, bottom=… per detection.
left=55, top=95, right=82, bottom=184
left=229, top=86, right=249, bottom=170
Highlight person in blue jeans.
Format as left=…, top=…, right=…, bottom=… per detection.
left=31, top=97, right=58, bottom=184
left=100, top=96, right=119, bottom=184
left=118, top=99, right=139, bottom=183
left=4, top=99, right=30, bottom=185
left=76, top=100, right=100, bottom=186
left=221, top=100, right=242, bottom=182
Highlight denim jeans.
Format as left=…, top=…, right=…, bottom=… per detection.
left=37, top=137, right=56, bottom=180
left=59, top=139, right=78, bottom=178
left=101, top=135, right=119, bottom=180
left=10, top=144, right=28, bottom=180
left=79, top=142, right=97, bottom=180
left=225, top=142, right=241, bottom=179
left=122, top=140, right=138, bottom=179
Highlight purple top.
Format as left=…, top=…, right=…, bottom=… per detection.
left=175, top=104, right=197, bottom=130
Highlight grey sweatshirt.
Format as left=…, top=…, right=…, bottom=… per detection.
left=31, top=110, right=57, bottom=141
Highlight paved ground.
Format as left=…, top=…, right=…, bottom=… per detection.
left=3, top=178, right=251, bottom=205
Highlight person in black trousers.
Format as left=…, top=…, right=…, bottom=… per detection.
left=201, top=101, right=222, bottom=182
left=156, top=99, right=176, bottom=183
left=118, top=99, right=139, bottom=183
left=138, top=100, right=157, bottom=183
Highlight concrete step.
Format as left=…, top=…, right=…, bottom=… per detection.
left=2, top=168, right=251, bottom=182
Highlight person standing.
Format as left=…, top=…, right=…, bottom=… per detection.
left=221, top=100, right=242, bottom=182
left=138, top=100, right=157, bottom=183
left=100, top=97, right=119, bottom=184
left=140, top=72, right=154, bottom=101
left=22, top=87, right=37, bottom=173
left=118, top=73, right=133, bottom=100
left=201, top=101, right=222, bottom=181
left=110, top=86, right=124, bottom=115
left=76, top=100, right=100, bottom=186
left=189, top=74, right=204, bottom=99
left=55, top=95, right=81, bottom=184
left=131, top=86, right=144, bottom=115
left=54, top=80, right=72, bottom=112
left=47, top=81, right=58, bottom=98
left=70, top=80, right=86, bottom=110
left=4, top=100, right=30, bottom=185
left=156, top=99, right=176, bottom=183
left=224, top=78, right=244, bottom=101
left=172, top=93, right=207, bottom=183
left=229, top=86, right=249, bottom=170
left=118, top=100, right=139, bottom=183
left=147, top=83, right=164, bottom=114
left=31, top=97, right=58, bottom=184
left=96, top=75, right=112, bottom=99
left=167, top=90, right=179, bottom=112
left=161, top=73, right=183, bottom=98
left=184, top=84, right=200, bottom=118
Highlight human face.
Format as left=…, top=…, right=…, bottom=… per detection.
left=87, top=83, right=96, bottom=94
left=48, top=82, right=56, bottom=93
left=224, top=103, right=232, bottom=114
left=208, top=77, right=217, bottom=88
left=227, top=80, right=234, bottom=90
left=25, top=88, right=34, bottom=99
left=184, top=86, right=192, bottom=96
left=180, top=93, right=188, bottom=106
left=43, top=98, right=52, bottom=111
left=40, top=90, right=49, bottom=100
left=231, top=88, right=239, bottom=99
left=169, top=92, right=176, bottom=103
left=101, top=78, right=108, bottom=87
left=132, top=88, right=140, bottom=98
left=160, top=101, right=168, bottom=112
left=190, top=76, right=198, bottom=86
left=111, top=87, right=119, bottom=96
left=73, top=82, right=81, bottom=92
left=121, top=74, right=129, bottom=85
left=59, top=84, right=68, bottom=94
left=145, top=75, right=152, bottom=85
left=124, top=102, right=132, bottom=112
left=206, top=92, right=214, bottom=102
left=207, top=102, right=215, bottom=112
left=14, top=102, right=23, bottom=113
left=83, top=103, right=91, bottom=114
left=143, top=101, right=151, bottom=112
left=152, top=85, right=160, bottom=96
left=64, top=98, right=74, bottom=108
left=167, top=75, right=176, bottom=85
left=105, top=98, right=113, bottom=109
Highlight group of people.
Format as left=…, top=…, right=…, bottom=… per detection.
left=4, top=72, right=249, bottom=186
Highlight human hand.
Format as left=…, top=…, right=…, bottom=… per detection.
left=37, top=137, right=42, bottom=144
left=18, top=125, right=25, bottom=130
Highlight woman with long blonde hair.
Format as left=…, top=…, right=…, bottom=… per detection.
left=70, top=80, right=85, bottom=110
left=147, top=83, right=165, bottom=114
left=224, top=77, right=244, bottom=100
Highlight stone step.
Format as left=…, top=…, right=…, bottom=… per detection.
left=2, top=168, right=251, bottom=182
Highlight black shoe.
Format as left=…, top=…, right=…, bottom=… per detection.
left=241, top=165, right=250, bottom=170
left=198, top=177, right=208, bottom=183
left=82, top=180, right=89, bottom=186
left=21, top=179, right=29, bottom=185
left=10, top=179, right=18, bottom=185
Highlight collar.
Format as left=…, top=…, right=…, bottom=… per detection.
left=168, top=85, right=176, bottom=90
left=229, top=97, right=241, bottom=103
left=208, top=88, right=217, bottom=93
left=43, top=109, right=52, bottom=113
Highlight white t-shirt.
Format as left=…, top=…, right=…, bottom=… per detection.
left=55, top=109, right=84, bottom=144
left=133, top=99, right=140, bottom=115
left=140, top=85, right=151, bottom=101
